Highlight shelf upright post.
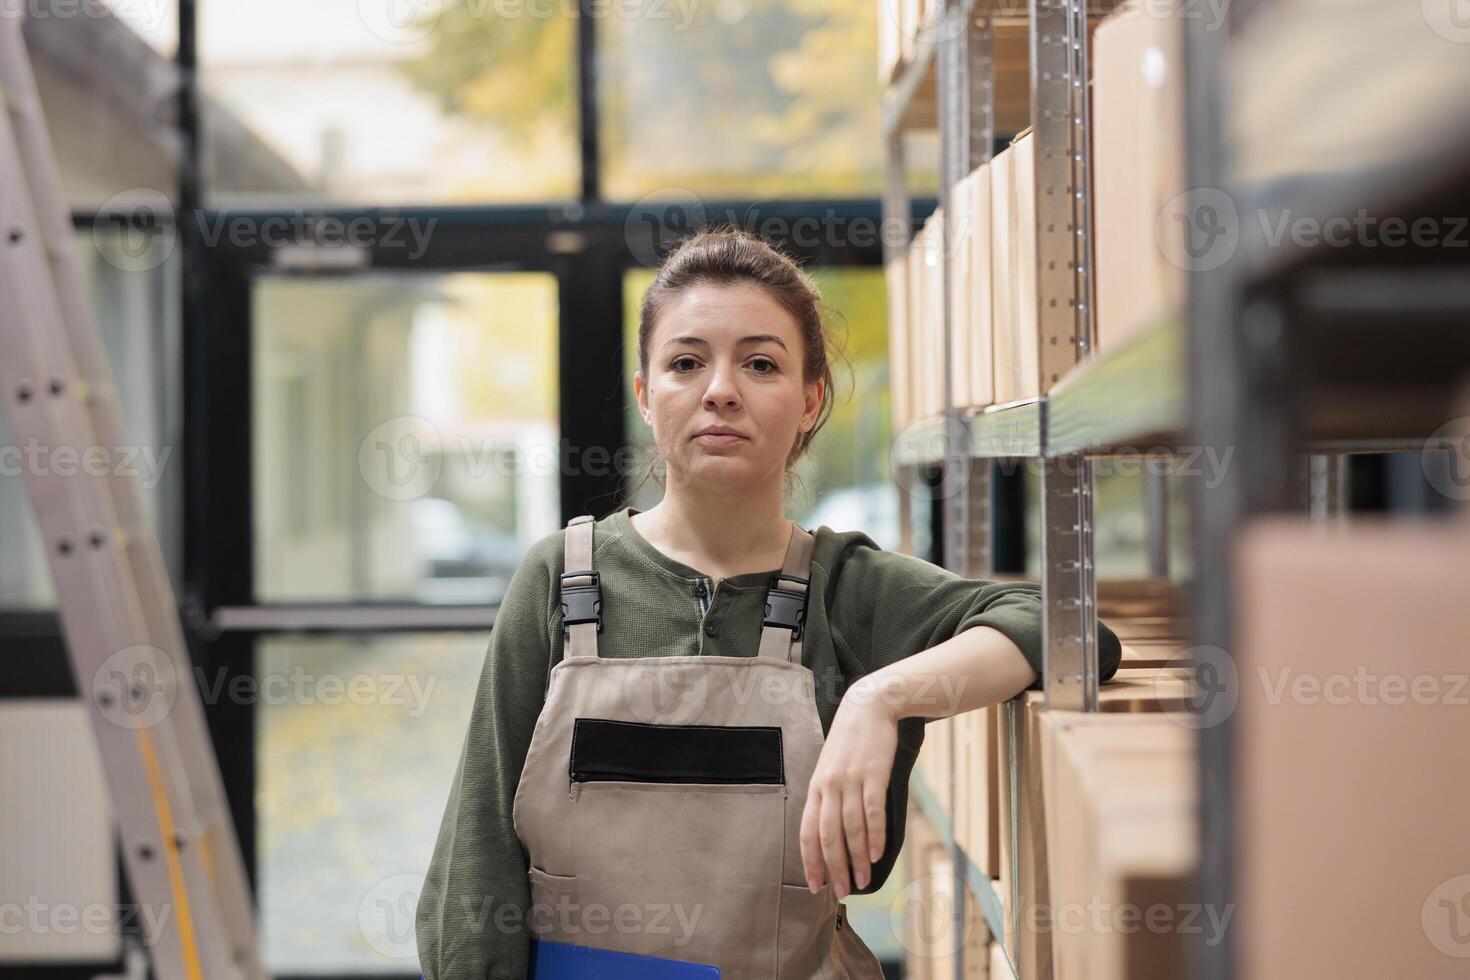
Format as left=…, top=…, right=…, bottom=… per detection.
left=948, top=0, right=1000, bottom=584
left=1033, top=0, right=1098, bottom=713
left=882, top=86, right=915, bottom=557
left=937, top=4, right=967, bottom=973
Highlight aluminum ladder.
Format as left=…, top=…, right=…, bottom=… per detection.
left=0, top=5, right=263, bottom=978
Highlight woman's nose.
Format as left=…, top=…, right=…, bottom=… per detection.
left=703, top=363, right=740, bottom=407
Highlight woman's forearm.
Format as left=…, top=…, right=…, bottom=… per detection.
left=845, top=624, right=1039, bottom=723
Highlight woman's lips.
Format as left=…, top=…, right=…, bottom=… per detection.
left=695, top=432, right=747, bottom=447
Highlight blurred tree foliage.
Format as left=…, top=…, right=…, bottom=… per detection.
left=396, top=0, right=883, bottom=199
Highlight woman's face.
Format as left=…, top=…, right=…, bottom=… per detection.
left=635, top=282, right=823, bottom=490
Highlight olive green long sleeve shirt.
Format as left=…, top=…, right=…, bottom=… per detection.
left=415, top=505, right=1122, bottom=979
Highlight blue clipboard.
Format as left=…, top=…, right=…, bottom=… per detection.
left=527, top=938, right=721, bottom=978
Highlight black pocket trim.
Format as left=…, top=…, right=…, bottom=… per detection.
left=569, top=718, right=785, bottom=785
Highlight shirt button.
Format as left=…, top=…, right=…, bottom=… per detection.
left=704, top=623, right=717, bottom=637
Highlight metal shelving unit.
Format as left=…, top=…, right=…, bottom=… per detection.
left=883, top=1, right=1107, bottom=977
left=885, top=1, right=1470, bottom=978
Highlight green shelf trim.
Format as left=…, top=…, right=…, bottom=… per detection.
left=1046, top=314, right=1186, bottom=457
left=970, top=398, right=1043, bottom=458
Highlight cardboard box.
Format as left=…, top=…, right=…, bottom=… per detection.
left=961, top=880, right=996, bottom=978
left=949, top=174, right=974, bottom=410
left=993, top=131, right=1052, bottom=402
left=1040, top=712, right=1196, bottom=980
left=989, top=941, right=1011, bottom=979
left=953, top=705, right=1000, bottom=878
left=992, top=694, right=1049, bottom=977
left=906, top=223, right=926, bottom=425
left=967, top=163, right=996, bottom=410
left=990, top=132, right=1038, bottom=402
left=902, top=817, right=965, bottom=980
left=925, top=207, right=946, bottom=419
left=994, top=703, right=1015, bottom=964
left=992, top=674, right=1195, bottom=978
left=907, top=210, right=946, bottom=424
left=886, top=255, right=912, bottom=433
left=1091, top=0, right=1187, bottom=353
left=925, top=713, right=953, bottom=815
left=1235, top=517, right=1470, bottom=979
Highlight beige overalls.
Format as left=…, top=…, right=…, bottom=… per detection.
left=512, top=514, right=887, bottom=979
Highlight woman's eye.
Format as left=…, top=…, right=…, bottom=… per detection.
left=749, top=357, right=777, bottom=374
left=671, top=356, right=699, bottom=372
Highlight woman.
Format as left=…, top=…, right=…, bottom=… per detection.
left=415, top=228, right=1122, bottom=979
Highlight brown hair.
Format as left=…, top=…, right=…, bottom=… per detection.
left=621, top=225, right=850, bottom=507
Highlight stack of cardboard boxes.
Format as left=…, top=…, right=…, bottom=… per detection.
left=887, top=0, right=1189, bottom=431
left=888, top=0, right=1468, bottom=976
left=909, top=598, right=1200, bottom=977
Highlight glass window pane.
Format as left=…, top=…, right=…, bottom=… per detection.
left=0, top=226, right=182, bottom=609
left=252, top=272, right=559, bottom=605
left=255, top=631, right=486, bottom=973
left=599, top=0, right=884, bottom=200
left=28, top=7, right=179, bottom=209
left=621, top=265, right=896, bottom=547
left=201, top=0, right=577, bottom=207
left=102, top=0, right=178, bottom=56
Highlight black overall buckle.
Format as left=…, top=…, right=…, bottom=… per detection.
left=764, top=575, right=808, bottom=641
left=560, top=569, right=602, bottom=632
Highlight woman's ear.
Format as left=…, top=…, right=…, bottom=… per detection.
left=634, top=369, right=650, bottom=424
left=804, top=376, right=825, bottom=426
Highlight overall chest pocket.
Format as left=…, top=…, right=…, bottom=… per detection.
left=568, top=718, right=788, bottom=974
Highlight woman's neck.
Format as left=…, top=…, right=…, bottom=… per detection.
left=633, top=486, right=792, bottom=584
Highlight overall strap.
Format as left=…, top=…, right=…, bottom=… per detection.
left=757, top=521, right=816, bottom=666
left=561, top=515, right=601, bottom=660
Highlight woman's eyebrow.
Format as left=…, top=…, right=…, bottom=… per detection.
left=662, top=335, right=790, bottom=351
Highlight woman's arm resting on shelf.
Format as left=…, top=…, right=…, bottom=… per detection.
left=798, top=625, right=1036, bottom=899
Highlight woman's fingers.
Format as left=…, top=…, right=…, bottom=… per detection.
left=800, top=787, right=826, bottom=891
left=842, top=782, right=871, bottom=891
left=863, top=775, right=887, bottom=865
left=818, top=787, right=851, bottom=897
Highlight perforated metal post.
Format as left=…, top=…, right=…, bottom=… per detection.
left=942, top=0, right=1001, bottom=581
left=1033, top=0, right=1098, bottom=712
left=1041, top=452, right=1097, bottom=711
